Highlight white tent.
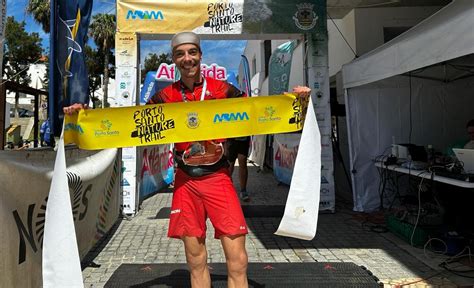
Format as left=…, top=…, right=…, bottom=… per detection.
left=341, top=0, right=474, bottom=212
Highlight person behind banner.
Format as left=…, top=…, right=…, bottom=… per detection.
left=226, top=136, right=251, bottom=201
left=40, top=118, right=52, bottom=147
left=446, top=119, right=474, bottom=156
left=64, top=31, right=311, bottom=288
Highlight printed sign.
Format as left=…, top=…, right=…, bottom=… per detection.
left=156, top=63, right=227, bottom=81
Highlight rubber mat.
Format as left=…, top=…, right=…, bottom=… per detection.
left=105, top=262, right=380, bottom=287
left=155, top=205, right=285, bottom=219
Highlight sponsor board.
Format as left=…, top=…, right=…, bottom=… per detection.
left=0, top=149, right=120, bottom=286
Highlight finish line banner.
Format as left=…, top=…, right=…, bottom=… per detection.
left=64, top=95, right=306, bottom=150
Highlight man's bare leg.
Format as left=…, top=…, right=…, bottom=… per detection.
left=221, top=235, right=248, bottom=288
left=182, top=236, right=211, bottom=288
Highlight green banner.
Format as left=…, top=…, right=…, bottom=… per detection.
left=269, top=41, right=297, bottom=95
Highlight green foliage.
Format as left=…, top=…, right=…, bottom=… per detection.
left=84, top=45, right=115, bottom=108
left=89, top=14, right=116, bottom=107
left=141, top=53, right=172, bottom=82
left=3, top=16, right=43, bottom=85
left=26, top=0, right=50, bottom=33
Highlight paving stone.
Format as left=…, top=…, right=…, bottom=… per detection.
left=80, top=165, right=468, bottom=287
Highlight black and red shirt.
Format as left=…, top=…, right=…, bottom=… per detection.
left=147, top=76, right=246, bottom=176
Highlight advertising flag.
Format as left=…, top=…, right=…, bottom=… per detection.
left=240, top=55, right=251, bottom=96
left=50, top=0, right=92, bottom=136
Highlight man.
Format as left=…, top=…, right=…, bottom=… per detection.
left=147, top=32, right=249, bottom=288
left=64, top=31, right=311, bottom=288
left=40, top=118, right=52, bottom=147
left=147, top=32, right=310, bottom=288
left=464, top=119, right=474, bottom=149
left=226, top=136, right=251, bottom=201
left=448, top=119, right=474, bottom=155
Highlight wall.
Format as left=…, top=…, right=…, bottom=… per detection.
left=328, top=11, right=356, bottom=77
left=354, top=6, right=441, bottom=56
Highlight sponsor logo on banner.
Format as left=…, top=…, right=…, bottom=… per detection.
left=213, top=112, right=249, bottom=123
left=118, top=61, right=133, bottom=68
left=275, top=143, right=298, bottom=170
left=316, top=113, right=326, bottom=121
left=321, top=188, right=330, bottom=195
left=121, top=91, right=130, bottom=99
left=204, top=2, right=243, bottom=33
left=120, top=82, right=126, bottom=89
left=126, top=10, right=164, bottom=20
left=316, top=91, right=323, bottom=98
left=131, top=106, right=176, bottom=144
left=95, top=120, right=120, bottom=137
left=65, top=123, right=84, bottom=134
left=120, top=71, right=132, bottom=79
left=320, top=201, right=332, bottom=209
left=156, top=63, right=226, bottom=81
left=186, top=112, right=200, bottom=129
left=119, top=49, right=132, bottom=57
left=258, top=106, right=281, bottom=123
left=313, top=32, right=325, bottom=42
left=321, top=133, right=331, bottom=144
left=293, top=3, right=317, bottom=30
left=118, top=36, right=133, bottom=41
left=321, top=175, right=329, bottom=184
left=12, top=172, right=91, bottom=264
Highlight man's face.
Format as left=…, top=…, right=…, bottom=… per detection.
left=172, top=43, right=202, bottom=80
left=467, top=126, right=474, bottom=141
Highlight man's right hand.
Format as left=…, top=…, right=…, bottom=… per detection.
left=63, top=103, right=88, bottom=115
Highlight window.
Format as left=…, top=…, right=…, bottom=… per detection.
left=252, top=57, right=257, bottom=77
left=264, top=40, right=271, bottom=78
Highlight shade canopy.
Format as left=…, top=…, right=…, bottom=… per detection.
left=342, top=0, right=474, bottom=89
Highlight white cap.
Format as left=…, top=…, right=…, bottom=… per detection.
left=171, top=32, right=201, bottom=52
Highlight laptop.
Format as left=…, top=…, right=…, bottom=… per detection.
left=453, top=148, right=474, bottom=173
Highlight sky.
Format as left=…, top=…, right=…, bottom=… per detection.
left=6, top=0, right=247, bottom=75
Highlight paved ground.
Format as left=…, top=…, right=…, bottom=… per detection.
left=82, top=164, right=474, bottom=287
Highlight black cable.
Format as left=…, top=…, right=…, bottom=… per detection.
left=331, top=132, right=353, bottom=195
left=439, top=263, right=474, bottom=278
left=327, top=12, right=358, bottom=58
left=409, top=72, right=413, bottom=144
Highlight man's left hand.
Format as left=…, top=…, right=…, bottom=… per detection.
left=291, top=86, right=311, bottom=99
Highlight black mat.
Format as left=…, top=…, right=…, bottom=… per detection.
left=155, top=205, right=285, bottom=219
left=105, top=262, right=380, bottom=287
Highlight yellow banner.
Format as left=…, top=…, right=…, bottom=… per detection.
left=117, top=0, right=210, bottom=34
left=64, top=95, right=305, bottom=150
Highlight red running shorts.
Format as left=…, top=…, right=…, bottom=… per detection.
left=168, top=168, right=248, bottom=239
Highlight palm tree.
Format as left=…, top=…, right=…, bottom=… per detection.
left=26, top=0, right=50, bottom=33
left=89, top=13, right=115, bottom=107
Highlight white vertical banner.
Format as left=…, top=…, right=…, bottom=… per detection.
left=122, top=146, right=137, bottom=214
left=0, top=0, right=6, bottom=75
left=116, top=32, right=139, bottom=214
left=275, top=98, right=321, bottom=240
left=308, top=30, right=335, bottom=212
left=42, top=132, right=83, bottom=287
